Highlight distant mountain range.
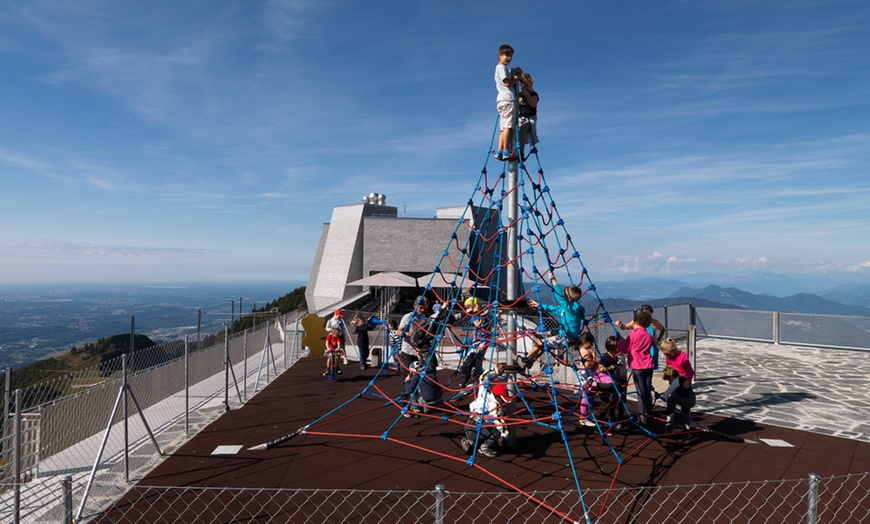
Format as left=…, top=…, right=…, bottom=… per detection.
left=582, top=279, right=870, bottom=316
left=669, top=285, right=870, bottom=316
left=820, top=283, right=870, bottom=309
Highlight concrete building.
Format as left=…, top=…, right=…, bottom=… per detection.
left=306, top=197, right=504, bottom=312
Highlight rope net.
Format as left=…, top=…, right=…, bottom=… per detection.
left=258, top=122, right=706, bottom=524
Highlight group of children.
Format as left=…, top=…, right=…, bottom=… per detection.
left=494, top=44, right=539, bottom=161
left=325, top=284, right=696, bottom=422
left=322, top=281, right=696, bottom=458
left=518, top=274, right=697, bottom=432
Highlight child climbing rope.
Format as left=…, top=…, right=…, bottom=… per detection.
left=600, top=336, right=629, bottom=428
left=576, top=332, right=606, bottom=427
left=461, top=376, right=511, bottom=458
left=457, top=297, right=494, bottom=388
left=388, top=319, right=401, bottom=374
left=402, top=360, right=444, bottom=417
left=524, top=272, right=586, bottom=371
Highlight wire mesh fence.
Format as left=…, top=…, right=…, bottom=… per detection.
left=0, top=311, right=307, bottom=523
left=5, top=471, right=866, bottom=523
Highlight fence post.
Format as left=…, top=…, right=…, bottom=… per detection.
left=280, top=315, right=287, bottom=369
left=293, top=315, right=300, bottom=363
left=773, top=311, right=781, bottom=345
left=184, top=334, right=190, bottom=435
left=13, top=389, right=21, bottom=524
left=2, top=367, right=8, bottom=487
left=224, top=324, right=230, bottom=412
left=688, top=324, right=697, bottom=380
left=806, top=473, right=820, bottom=524
left=4, top=368, right=10, bottom=429
left=662, top=305, right=670, bottom=333
left=434, top=484, right=446, bottom=524
left=62, top=475, right=73, bottom=524
left=123, top=353, right=129, bottom=483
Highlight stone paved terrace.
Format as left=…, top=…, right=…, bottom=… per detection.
left=691, top=338, right=869, bottom=442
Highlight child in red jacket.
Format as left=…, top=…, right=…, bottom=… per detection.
left=324, top=327, right=344, bottom=379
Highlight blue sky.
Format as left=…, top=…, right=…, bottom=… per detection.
left=1, top=1, right=868, bottom=292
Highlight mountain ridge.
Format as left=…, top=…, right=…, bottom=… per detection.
left=668, top=285, right=870, bottom=316
left=590, top=278, right=870, bottom=314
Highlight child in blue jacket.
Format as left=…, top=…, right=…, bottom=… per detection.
left=524, top=272, right=586, bottom=370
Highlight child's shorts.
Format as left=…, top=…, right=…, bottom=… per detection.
left=519, top=116, right=538, bottom=146
left=544, top=334, right=569, bottom=351
left=497, top=100, right=516, bottom=130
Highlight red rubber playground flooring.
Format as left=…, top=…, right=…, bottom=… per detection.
left=101, top=356, right=870, bottom=522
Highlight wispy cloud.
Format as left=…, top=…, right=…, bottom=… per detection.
left=0, top=147, right=55, bottom=175
left=0, top=240, right=294, bottom=284
left=1, top=2, right=867, bottom=286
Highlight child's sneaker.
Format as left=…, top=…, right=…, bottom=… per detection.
left=460, top=437, right=473, bottom=453
left=478, top=444, right=499, bottom=458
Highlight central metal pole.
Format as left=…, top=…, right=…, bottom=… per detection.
left=506, top=157, right=520, bottom=447
left=506, top=158, right=519, bottom=361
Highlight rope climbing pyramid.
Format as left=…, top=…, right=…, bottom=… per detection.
left=248, top=114, right=701, bottom=523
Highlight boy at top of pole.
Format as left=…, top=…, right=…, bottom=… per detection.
left=494, top=44, right=522, bottom=161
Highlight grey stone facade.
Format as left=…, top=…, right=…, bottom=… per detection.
left=306, top=202, right=505, bottom=312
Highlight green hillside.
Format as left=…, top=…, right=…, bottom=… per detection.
left=2, top=286, right=307, bottom=408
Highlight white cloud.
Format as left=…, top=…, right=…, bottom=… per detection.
left=606, top=252, right=779, bottom=276
left=0, top=241, right=294, bottom=284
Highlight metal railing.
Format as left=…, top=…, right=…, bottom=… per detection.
left=694, top=307, right=870, bottom=351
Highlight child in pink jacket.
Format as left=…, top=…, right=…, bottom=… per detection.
left=617, top=310, right=655, bottom=424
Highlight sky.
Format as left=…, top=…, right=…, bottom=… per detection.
left=1, top=1, right=869, bottom=293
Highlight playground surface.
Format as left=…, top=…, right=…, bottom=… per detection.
left=93, top=341, right=870, bottom=523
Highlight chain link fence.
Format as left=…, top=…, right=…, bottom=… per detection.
left=6, top=471, right=866, bottom=523
left=0, top=311, right=307, bottom=523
